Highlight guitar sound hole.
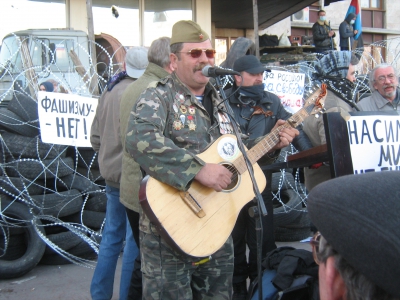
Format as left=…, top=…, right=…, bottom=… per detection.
left=221, top=163, right=239, bottom=191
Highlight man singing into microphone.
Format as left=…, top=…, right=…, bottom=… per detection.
left=125, top=20, right=234, bottom=299
left=225, top=55, right=312, bottom=299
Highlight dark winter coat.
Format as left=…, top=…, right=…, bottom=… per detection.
left=339, top=13, right=356, bottom=48
left=312, top=20, right=335, bottom=50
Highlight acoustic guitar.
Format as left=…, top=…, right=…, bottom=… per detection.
left=139, top=84, right=327, bottom=257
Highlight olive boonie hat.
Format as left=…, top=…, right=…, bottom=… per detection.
left=233, top=55, right=268, bottom=74
left=170, top=20, right=209, bottom=45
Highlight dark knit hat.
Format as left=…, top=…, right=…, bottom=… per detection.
left=233, top=55, right=267, bottom=74
left=307, top=171, right=400, bottom=297
left=40, top=81, right=54, bottom=92
left=170, top=20, right=209, bottom=45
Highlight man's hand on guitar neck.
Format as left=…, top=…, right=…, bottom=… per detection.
left=195, top=163, right=233, bottom=192
left=268, top=119, right=300, bottom=153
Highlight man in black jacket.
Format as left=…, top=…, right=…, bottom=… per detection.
left=312, top=10, right=336, bottom=53
left=225, top=55, right=312, bottom=299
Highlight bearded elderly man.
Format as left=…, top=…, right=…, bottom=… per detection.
left=357, top=64, right=400, bottom=113
left=125, top=20, right=234, bottom=299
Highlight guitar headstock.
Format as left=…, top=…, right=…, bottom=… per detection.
left=303, top=83, right=327, bottom=115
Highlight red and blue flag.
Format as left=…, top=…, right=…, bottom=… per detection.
left=346, top=0, right=362, bottom=40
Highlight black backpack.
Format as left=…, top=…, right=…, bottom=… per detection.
left=248, top=246, right=319, bottom=300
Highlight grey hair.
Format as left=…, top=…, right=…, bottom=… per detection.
left=170, top=42, right=184, bottom=60
left=369, top=63, right=398, bottom=92
left=148, top=37, right=171, bottom=68
left=318, top=235, right=399, bottom=300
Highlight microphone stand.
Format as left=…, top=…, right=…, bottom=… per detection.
left=215, top=75, right=266, bottom=300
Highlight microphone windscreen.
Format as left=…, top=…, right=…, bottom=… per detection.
left=201, top=65, right=211, bottom=77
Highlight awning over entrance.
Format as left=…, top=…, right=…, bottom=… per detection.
left=211, top=0, right=344, bottom=29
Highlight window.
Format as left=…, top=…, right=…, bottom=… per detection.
left=0, top=35, right=24, bottom=74
left=47, top=39, right=75, bottom=72
left=26, top=38, right=75, bottom=73
left=308, top=4, right=321, bottom=24
left=361, top=0, right=382, bottom=9
left=30, top=38, right=46, bottom=68
left=214, top=37, right=237, bottom=66
left=93, top=0, right=193, bottom=47
left=143, top=0, right=193, bottom=46
left=93, top=2, right=140, bottom=46
left=361, top=0, right=384, bottom=30
left=215, top=38, right=228, bottom=66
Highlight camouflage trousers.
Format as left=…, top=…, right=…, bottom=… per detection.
left=140, top=230, right=234, bottom=300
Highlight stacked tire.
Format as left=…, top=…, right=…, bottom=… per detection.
left=272, top=171, right=312, bottom=242
left=0, top=94, right=105, bottom=279
left=0, top=198, right=46, bottom=279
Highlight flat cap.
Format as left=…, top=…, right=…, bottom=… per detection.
left=233, top=55, right=268, bottom=74
left=170, top=20, right=209, bottom=45
left=307, top=171, right=400, bottom=297
left=125, top=46, right=148, bottom=79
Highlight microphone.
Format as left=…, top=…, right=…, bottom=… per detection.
left=201, top=65, right=241, bottom=78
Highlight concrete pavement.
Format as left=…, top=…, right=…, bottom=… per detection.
left=0, top=241, right=311, bottom=300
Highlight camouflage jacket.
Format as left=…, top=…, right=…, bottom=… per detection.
left=125, top=72, right=228, bottom=192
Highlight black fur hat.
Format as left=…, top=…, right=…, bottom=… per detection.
left=308, top=171, right=400, bottom=297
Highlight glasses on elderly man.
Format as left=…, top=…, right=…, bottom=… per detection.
left=376, top=73, right=396, bottom=83
left=310, top=231, right=322, bottom=265
left=179, top=48, right=216, bottom=59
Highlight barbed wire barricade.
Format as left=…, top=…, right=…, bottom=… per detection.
left=0, top=34, right=127, bottom=279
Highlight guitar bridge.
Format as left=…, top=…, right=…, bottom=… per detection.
left=179, top=191, right=206, bottom=218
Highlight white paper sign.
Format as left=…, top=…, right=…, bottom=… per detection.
left=347, top=115, right=400, bottom=173
left=38, top=91, right=98, bottom=147
left=263, top=70, right=305, bottom=113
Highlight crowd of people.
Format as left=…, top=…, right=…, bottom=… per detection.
left=83, top=17, right=400, bottom=300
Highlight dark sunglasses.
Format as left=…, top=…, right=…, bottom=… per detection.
left=179, top=48, right=216, bottom=59
left=310, top=231, right=322, bottom=265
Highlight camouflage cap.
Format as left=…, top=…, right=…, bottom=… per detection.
left=170, top=20, right=209, bottom=45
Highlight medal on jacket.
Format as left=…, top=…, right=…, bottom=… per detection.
left=173, top=120, right=183, bottom=130
left=188, top=121, right=196, bottom=131
left=188, top=106, right=196, bottom=115
left=218, top=112, right=233, bottom=134
left=175, top=92, right=185, bottom=103
left=187, top=115, right=196, bottom=131
left=180, top=104, right=188, bottom=114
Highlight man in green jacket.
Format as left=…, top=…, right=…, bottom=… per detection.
left=119, top=36, right=173, bottom=299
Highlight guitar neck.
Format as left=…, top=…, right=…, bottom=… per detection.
left=249, top=107, right=311, bottom=161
